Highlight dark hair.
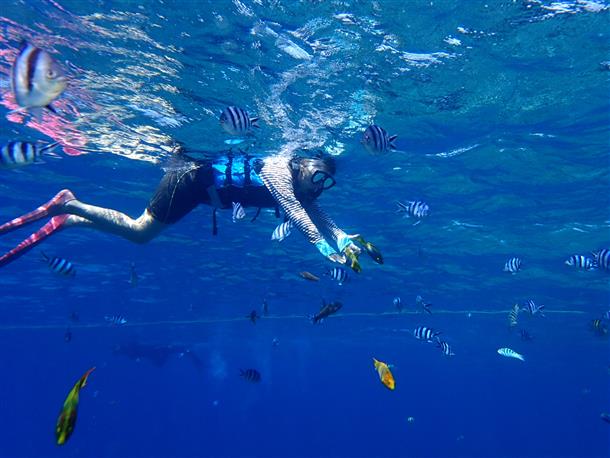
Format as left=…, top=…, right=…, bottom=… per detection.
left=293, top=151, right=336, bottom=176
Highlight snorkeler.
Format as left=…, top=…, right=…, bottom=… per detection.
left=0, top=150, right=364, bottom=268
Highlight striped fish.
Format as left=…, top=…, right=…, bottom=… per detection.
left=503, top=257, right=522, bottom=274
left=565, top=255, right=596, bottom=271
left=436, top=339, right=455, bottom=356
left=415, top=295, right=432, bottom=314
left=41, top=252, right=75, bottom=276
left=11, top=42, right=66, bottom=111
left=508, top=303, right=520, bottom=328
left=413, top=326, right=441, bottom=342
left=497, top=347, right=525, bottom=361
left=231, top=202, right=246, bottom=222
left=0, top=141, right=59, bottom=168
left=271, top=220, right=293, bottom=241
left=361, top=124, right=397, bottom=155
left=327, top=267, right=348, bottom=285
left=592, top=248, right=610, bottom=271
left=104, top=315, right=127, bottom=325
left=220, top=106, right=259, bottom=135
left=239, top=368, right=261, bottom=383
left=396, top=200, right=429, bottom=219
left=522, top=300, right=545, bottom=317
left=393, top=297, right=402, bottom=312
left=591, top=319, right=608, bottom=336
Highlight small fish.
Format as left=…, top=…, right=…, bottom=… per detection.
left=55, top=367, right=95, bottom=445
left=311, top=300, right=343, bottom=324
left=373, top=357, right=396, bottom=390
left=393, top=297, right=403, bottom=312
left=41, top=252, right=76, bottom=276
left=327, top=267, right=348, bottom=285
left=239, top=368, right=261, bottom=383
left=69, top=311, right=79, bottom=322
left=104, top=315, right=127, bottom=326
left=604, top=310, right=610, bottom=321
left=64, top=329, right=72, bottom=343
left=353, top=235, right=383, bottom=264
left=592, top=248, right=610, bottom=271
left=299, top=271, right=320, bottom=281
left=601, top=412, right=610, bottom=424
left=396, top=200, right=429, bottom=219
left=128, top=262, right=138, bottom=287
left=361, top=124, right=397, bottom=155
left=271, top=338, right=279, bottom=347
left=11, top=42, right=67, bottom=113
left=591, top=319, right=608, bottom=336
left=415, top=295, right=432, bottom=314
left=503, top=257, right=522, bottom=274
left=565, top=255, right=596, bottom=271
left=271, top=220, right=293, bottom=242
left=220, top=106, right=259, bottom=135
left=232, top=202, right=246, bottom=222
left=520, top=329, right=533, bottom=341
left=413, top=326, right=441, bottom=342
left=247, top=310, right=260, bottom=324
left=522, top=300, right=545, bottom=317
left=497, top=347, right=525, bottom=361
left=508, top=304, right=520, bottom=328
left=436, top=339, right=455, bottom=356
left=0, top=141, right=59, bottom=169
left=262, top=300, right=269, bottom=317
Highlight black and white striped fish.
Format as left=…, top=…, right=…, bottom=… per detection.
left=0, top=141, right=59, bottom=168
left=11, top=42, right=66, bottom=112
left=522, top=300, right=545, bottom=317
left=271, top=220, right=293, bottom=242
left=327, top=267, right=348, bottom=285
left=565, top=255, right=596, bottom=271
left=396, top=200, right=429, bottom=219
left=239, top=368, right=261, bottom=383
left=503, top=257, right=522, bottom=274
left=361, top=124, right=397, bottom=155
left=232, top=202, right=246, bottom=222
left=436, top=339, right=455, bottom=356
left=413, top=326, right=441, bottom=342
left=592, top=248, right=610, bottom=271
left=508, top=303, right=519, bottom=328
left=220, top=106, right=259, bottom=135
left=41, top=252, right=75, bottom=276
left=104, top=314, right=127, bottom=325
left=393, top=296, right=402, bottom=312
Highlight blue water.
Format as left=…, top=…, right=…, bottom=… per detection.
left=1, top=1, right=609, bottom=457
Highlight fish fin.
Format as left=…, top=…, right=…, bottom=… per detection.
left=45, top=104, right=58, bottom=114
left=79, top=367, right=96, bottom=389
left=250, top=117, right=260, bottom=128
left=388, top=135, right=398, bottom=142
left=389, top=135, right=397, bottom=149
left=395, top=201, right=407, bottom=212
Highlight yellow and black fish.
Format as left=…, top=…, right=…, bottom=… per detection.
left=373, top=358, right=395, bottom=390
left=55, top=367, right=95, bottom=445
left=353, top=236, right=383, bottom=265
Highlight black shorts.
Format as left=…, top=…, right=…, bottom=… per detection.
left=147, top=164, right=214, bottom=224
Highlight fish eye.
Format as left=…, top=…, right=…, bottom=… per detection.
left=47, top=69, right=57, bottom=79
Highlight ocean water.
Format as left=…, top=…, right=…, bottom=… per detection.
left=0, top=1, right=609, bottom=457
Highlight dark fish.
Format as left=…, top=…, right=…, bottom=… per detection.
left=520, top=329, right=533, bottom=341
left=271, top=338, right=279, bottom=347
left=396, top=200, right=429, bottom=219
left=64, top=329, right=72, bottom=343
left=311, top=300, right=343, bottom=324
left=247, top=310, right=260, bottom=324
left=0, top=141, right=59, bottom=168
left=415, top=295, right=432, bottom=314
left=413, top=326, right=441, bottom=342
left=503, top=257, right=522, bottom=274
left=262, top=300, right=269, bottom=317
left=299, top=271, right=320, bottom=281
left=113, top=342, right=204, bottom=369
left=41, top=252, right=75, bottom=276
left=220, top=106, right=259, bottom=135
left=128, top=262, right=138, bottom=287
left=565, top=255, right=596, bottom=271
left=361, top=124, right=397, bottom=155
left=240, top=368, right=261, bottom=383
left=327, top=267, right=348, bottom=285
left=601, top=413, right=610, bottom=424
left=11, top=41, right=67, bottom=111
left=69, top=311, right=80, bottom=322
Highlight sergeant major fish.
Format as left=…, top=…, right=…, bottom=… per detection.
left=232, top=202, right=246, bottom=222
left=436, top=339, right=455, bottom=356
left=503, top=257, right=522, bottom=274
left=361, top=124, right=397, bottom=155
left=0, top=141, right=59, bottom=169
left=565, top=255, right=596, bottom=271
left=497, top=347, right=525, bottom=361
left=11, top=41, right=67, bottom=114
left=240, top=368, right=261, bottom=383
left=41, top=252, right=75, bottom=276
left=104, top=315, right=127, bottom=326
left=327, top=267, right=348, bottom=285
left=311, top=300, right=342, bottom=324
left=393, top=297, right=403, bottom=313
left=396, top=200, right=429, bottom=219
left=413, top=326, right=441, bottom=342
left=220, top=106, right=259, bottom=136
left=592, top=248, right=609, bottom=271
left=415, top=295, right=432, bottom=314
left=271, top=220, right=293, bottom=242
left=508, top=303, right=520, bottom=328
left=522, top=300, right=545, bottom=317
left=373, top=357, right=395, bottom=390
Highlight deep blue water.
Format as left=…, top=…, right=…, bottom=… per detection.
left=1, top=1, right=609, bottom=457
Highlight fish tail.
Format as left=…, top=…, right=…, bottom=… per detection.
left=250, top=117, right=260, bottom=128
left=79, top=366, right=96, bottom=389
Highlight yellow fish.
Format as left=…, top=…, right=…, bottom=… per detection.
left=55, top=367, right=95, bottom=445
left=373, top=358, right=395, bottom=390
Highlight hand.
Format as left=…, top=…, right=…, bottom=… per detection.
left=337, top=234, right=362, bottom=255
left=328, top=253, right=346, bottom=264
